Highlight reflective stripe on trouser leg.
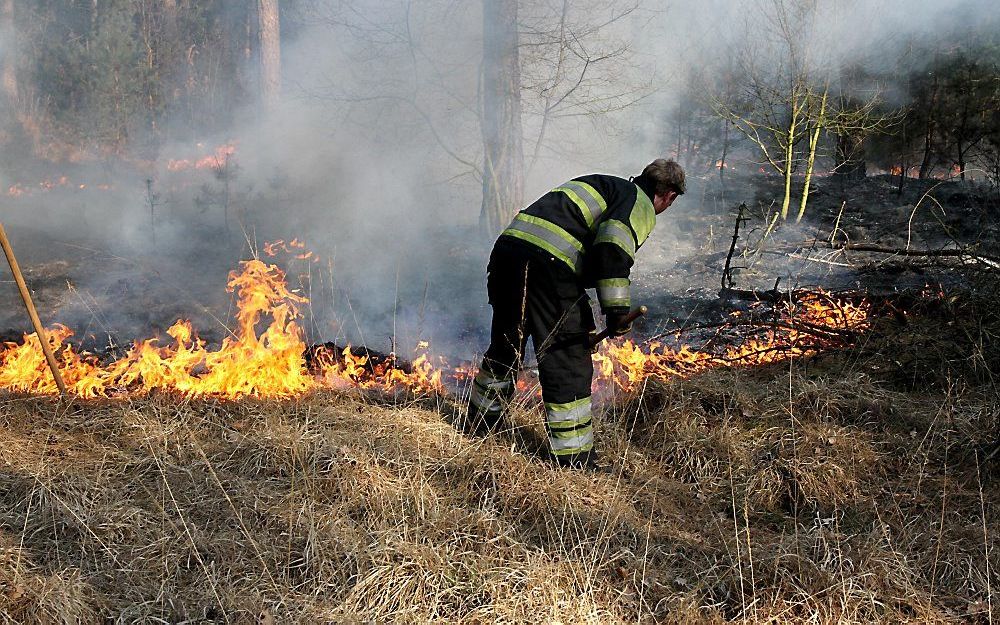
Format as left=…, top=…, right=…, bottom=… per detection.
left=545, top=396, right=594, bottom=456
left=469, top=368, right=516, bottom=418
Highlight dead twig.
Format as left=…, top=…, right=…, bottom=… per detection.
left=721, top=203, right=749, bottom=292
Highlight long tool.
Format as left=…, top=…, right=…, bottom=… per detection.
left=0, top=222, right=67, bottom=395
left=590, top=305, right=648, bottom=348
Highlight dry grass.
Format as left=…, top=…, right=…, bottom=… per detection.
left=0, top=322, right=998, bottom=623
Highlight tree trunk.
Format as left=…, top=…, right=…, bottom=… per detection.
left=1, top=0, right=16, bottom=107
left=834, top=132, right=867, bottom=182
left=918, top=74, right=939, bottom=179
left=957, top=140, right=966, bottom=181
left=719, top=119, right=729, bottom=187
left=780, top=91, right=801, bottom=221
left=797, top=89, right=827, bottom=223
left=258, top=0, right=281, bottom=112
left=163, top=0, right=177, bottom=33
left=956, top=98, right=969, bottom=181
left=480, top=0, right=524, bottom=236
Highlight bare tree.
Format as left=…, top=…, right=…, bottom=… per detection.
left=304, top=0, right=648, bottom=233
left=1, top=0, right=16, bottom=109
left=480, top=0, right=524, bottom=235
left=713, top=0, right=892, bottom=223
left=259, top=0, right=282, bottom=111
left=518, top=0, right=645, bottom=175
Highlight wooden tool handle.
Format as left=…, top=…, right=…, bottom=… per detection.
left=0, top=222, right=67, bottom=395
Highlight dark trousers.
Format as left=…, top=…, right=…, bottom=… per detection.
left=469, top=239, right=596, bottom=462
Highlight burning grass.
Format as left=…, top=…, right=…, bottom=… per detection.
left=0, top=257, right=445, bottom=399
left=0, top=248, right=869, bottom=400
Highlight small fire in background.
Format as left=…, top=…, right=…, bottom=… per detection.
left=264, top=238, right=318, bottom=263
left=0, top=240, right=871, bottom=400
left=166, top=142, right=237, bottom=172
left=4, top=142, right=237, bottom=199
left=6, top=176, right=111, bottom=198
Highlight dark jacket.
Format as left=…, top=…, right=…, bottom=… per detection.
left=499, top=173, right=655, bottom=315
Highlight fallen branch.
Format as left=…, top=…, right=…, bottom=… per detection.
left=826, top=242, right=1000, bottom=265
left=689, top=239, right=1000, bottom=271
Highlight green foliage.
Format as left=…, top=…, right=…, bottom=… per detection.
left=11, top=0, right=269, bottom=156
left=33, top=1, right=149, bottom=149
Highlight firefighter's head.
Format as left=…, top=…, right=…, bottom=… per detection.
left=637, top=159, right=685, bottom=214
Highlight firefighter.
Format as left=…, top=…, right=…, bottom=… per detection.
left=468, top=158, right=686, bottom=469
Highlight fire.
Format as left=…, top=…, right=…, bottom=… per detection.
left=6, top=178, right=112, bottom=198
left=593, top=294, right=869, bottom=390
left=264, top=239, right=318, bottom=262
left=0, top=248, right=870, bottom=401
left=314, top=347, right=443, bottom=394
left=166, top=143, right=237, bottom=172
left=0, top=256, right=445, bottom=399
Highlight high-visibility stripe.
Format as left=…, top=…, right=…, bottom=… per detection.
left=544, top=388, right=594, bottom=459
left=596, top=278, right=631, bottom=309
left=549, top=426, right=594, bottom=453
left=545, top=396, right=592, bottom=429
left=548, top=419, right=593, bottom=434
left=473, top=371, right=514, bottom=392
left=502, top=213, right=583, bottom=273
left=470, top=386, right=502, bottom=414
left=630, top=185, right=656, bottom=245
left=554, top=180, right=606, bottom=228
left=594, top=219, right=636, bottom=259
left=470, top=370, right=514, bottom=414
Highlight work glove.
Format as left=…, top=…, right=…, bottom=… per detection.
left=605, top=311, right=633, bottom=337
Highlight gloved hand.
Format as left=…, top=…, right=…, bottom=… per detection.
left=589, top=330, right=600, bottom=354
left=605, top=311, right=633, bottom=336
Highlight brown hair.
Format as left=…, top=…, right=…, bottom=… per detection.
left=638, top=159, right=686, bottom=196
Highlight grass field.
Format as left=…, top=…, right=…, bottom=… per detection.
left=1, top=294, right=998, bottom=624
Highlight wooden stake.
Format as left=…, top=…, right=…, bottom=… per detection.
left=0, top=222, right=67, bottom=395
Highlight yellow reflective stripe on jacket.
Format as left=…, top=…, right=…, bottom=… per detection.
left=553, top=180, right=606, bottom=228
left=596, top=278, right=631, bottom=309
left=630, top=184, right=656, bottom=246
left=502, top=213, right=584, bottom=273
left=594, top=219, right=635, bottom=259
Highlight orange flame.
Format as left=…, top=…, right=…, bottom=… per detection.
left=593, top=294, right=869, bottom=390
left=167, top=143, right=237, bottom=172
left=0, top=250, right=869, bottom=400
left=0, top=256, right=443, bottom=398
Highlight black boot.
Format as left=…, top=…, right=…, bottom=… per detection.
left=553, top=448, right=606, bottom=471
left=464, top=404, right=502, bottom=437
